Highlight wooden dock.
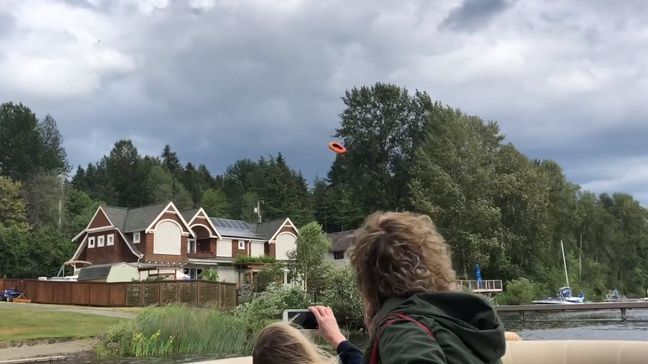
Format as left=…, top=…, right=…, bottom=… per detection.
left=458, top=279, right=503, bottom=293
left=497, top=301, right=648, bottom=323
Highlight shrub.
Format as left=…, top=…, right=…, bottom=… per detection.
left=253, top=262, right=285, bottom=292
left=319, top=266, right=363, bottom=328
left=499, top=278, right=543, bottom=305
left=235, top=283, right=311, bottom=336
left=235, top=255, right=276, bottom=264
left=201, top=268, right=219, bottom=282
left=99, top=305, right=248, bottom=357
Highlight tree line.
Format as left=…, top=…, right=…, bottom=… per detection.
left=1, top=83, right=648, bottom=298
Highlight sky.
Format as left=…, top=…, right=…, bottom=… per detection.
left=1, top=0, right=648, bottom=204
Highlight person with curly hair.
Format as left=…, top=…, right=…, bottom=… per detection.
left=317, top=211, right=506, bottom=364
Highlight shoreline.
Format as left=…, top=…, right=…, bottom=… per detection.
left=0, top=339, right=97, bottom=361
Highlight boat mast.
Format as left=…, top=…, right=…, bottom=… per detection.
left=561, top=239, right=570, bottom=287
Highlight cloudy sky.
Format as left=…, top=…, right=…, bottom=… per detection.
left=2, top=0, right=648, bottom=204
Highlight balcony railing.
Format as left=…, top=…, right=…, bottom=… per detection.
left=187, top=252, right=217, bottom=259
left=458, top=279, right=503, bottom=293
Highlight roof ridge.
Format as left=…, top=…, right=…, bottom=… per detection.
left=127, top=201, right=170, bottom=210
left=102, top=205, right=129, bottom=210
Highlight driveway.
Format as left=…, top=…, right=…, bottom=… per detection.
left=0, top=301, right=138, bottom=319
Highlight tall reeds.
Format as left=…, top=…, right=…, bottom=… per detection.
left=101, top=304, right=249, bottom=358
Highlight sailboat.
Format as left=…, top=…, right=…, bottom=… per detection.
left=532, top=240, right=585, bottom=304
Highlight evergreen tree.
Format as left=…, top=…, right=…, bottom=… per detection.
left=161, top=144, right=182, bottom=177
left=38, top=114, right=70, bottom=175
left=0, top=102, right=46, bottom=181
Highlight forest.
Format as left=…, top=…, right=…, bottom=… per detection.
left=1, top=83, right=647, bottom=297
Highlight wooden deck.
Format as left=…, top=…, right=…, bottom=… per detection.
left=458, top=279, right=503, bottom=293
left=497, top=301, right=648, bottom=322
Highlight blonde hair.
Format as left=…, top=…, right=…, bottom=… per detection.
left=349, top=211, right=457, bottom=328
left=252, top=322, right=337, bottom=364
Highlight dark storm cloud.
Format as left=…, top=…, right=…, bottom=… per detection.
left=440, top=0, right=514, bottom=32
left=2, top=0, right=648, bottom=204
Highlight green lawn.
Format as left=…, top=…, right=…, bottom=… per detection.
left=0, top=304, right=124, bottom=342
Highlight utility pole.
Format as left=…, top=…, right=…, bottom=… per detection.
left=254, top=201, right=263, bottom=223
left=578, top=234, right=583, bottom=280
left=58, top=174, right=65, bottom=231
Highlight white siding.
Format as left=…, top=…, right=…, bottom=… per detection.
left=218, top=266, right=238, bottom=284
left=250, top=241, right=265, bottom=257
left=154, top=220, right=182, bottom=255
left=217, top=239, right=232, bottom=257
left=275, top=232, right=296, bottom=260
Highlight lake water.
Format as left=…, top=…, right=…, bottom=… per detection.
left=66, top=310, right=648, bottom=363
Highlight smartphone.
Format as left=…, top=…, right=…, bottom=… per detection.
left=283, top=309, right=318, bottom=330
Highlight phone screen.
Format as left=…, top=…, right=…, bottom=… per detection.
left=286, top=310, right=318, bottom=330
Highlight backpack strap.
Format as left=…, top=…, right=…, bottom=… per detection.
left=369, top=312, right=435, bottom=364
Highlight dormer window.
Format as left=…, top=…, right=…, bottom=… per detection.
left=133, top=232, right=141, bottom=244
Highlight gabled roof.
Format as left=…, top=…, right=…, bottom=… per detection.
left=255, top=218, right=287, bottom=240
left=184, top=208, right=221, bottom=239
left=327, top=230, right=355, bottom=252
left=180, top=208, right=200, bottom=223
left=97, top=203, right=169, bottom=233
left=123, top=203, right=169, bottom=232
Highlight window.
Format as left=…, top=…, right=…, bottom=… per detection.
left=184, top=268, right=202, bottom=280
left=133, top=232, right=141, bottom=244
left=88, top=236, right=95, bottom=248
left=107, top=234, right=114, bottom=246
left=238, top=240, right=245, bottom=250
left=98, top=235, right=105, bottom=247
left=187, top=239, right=196, bottom=254
left=153, top=220, right=182, bottom=255
left=333, top=251, right=345, bottom=260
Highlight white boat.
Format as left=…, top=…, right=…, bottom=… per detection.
left=533, top=287, right=585, bottom=304
left=532, top=240, right=585, bottom=304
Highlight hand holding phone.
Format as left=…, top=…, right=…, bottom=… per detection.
left=283, top=309, right=319, bottom=330
left=309, top=306, right=347, bottom=348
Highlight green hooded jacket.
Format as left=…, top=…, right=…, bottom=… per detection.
left=363, top=292, right=506, bottom=364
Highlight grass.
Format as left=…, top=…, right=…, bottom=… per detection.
left=0, top=304, right=124, bottom=343
left=100, top=305, right=249, bottom=358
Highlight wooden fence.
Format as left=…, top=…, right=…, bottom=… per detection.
left=0, top=279, right=237, bottom=309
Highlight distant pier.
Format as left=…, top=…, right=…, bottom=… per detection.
left=497, top=301, right=648, bottom=324
left=458, top=279, right=503, bottom=293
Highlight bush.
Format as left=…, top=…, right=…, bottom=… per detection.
left=99, top=305, right=248, bottom=357
left=201, top=268, right=219, bottom=282
left=235, top=255, right=276, bottom=264
left=319, top=266, right=363, bottom=328
left=254, top=262, right=285, bottom=292
left=235, top=283, right=311, bottom=336
left=499, top=278, right=543, bottom=305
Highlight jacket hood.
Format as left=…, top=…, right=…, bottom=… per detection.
left=374, top=292, right=506, bottom=362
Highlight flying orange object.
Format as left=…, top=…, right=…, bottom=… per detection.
left=328, top=141, right=347, bottom=154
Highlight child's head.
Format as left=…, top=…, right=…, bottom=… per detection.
left=350, top=211, right=457, bottom=321
left=252, top=322, right=335, bottom=364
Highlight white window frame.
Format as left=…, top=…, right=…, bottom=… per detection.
left=187, top=238, right=196, bottom=254
left=107, top=234, right=114, bottom=246
left=88, top=236, right=96, bottom=248
left=133, top=232, right=141, bottom=244
left=97, top=235, right=105, bottom=247
left=238, top=240, right=245, bottom=250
